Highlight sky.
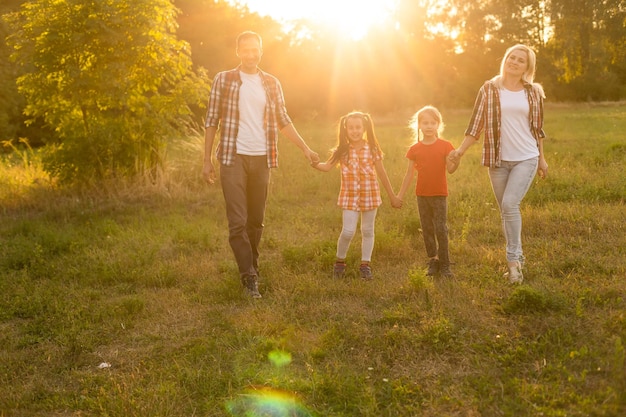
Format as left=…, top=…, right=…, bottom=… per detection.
left=235, top=0, right=399, bottom=40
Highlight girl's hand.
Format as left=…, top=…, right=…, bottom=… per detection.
left=448, top=149, right=462, bottom=163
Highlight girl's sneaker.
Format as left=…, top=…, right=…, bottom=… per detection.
left=333, top=261, right=346, bottom=279
left=426, top=258, right=440, bottom=276
left=359, top=264, right=373, bottom=280
left=439, top=263, right=454, bottom=278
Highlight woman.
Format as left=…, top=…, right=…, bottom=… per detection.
left=450, top=44, right=548, bottom=284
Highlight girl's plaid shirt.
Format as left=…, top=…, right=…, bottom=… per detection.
left=337, top=143, right=383, bottom=211
left=205, top=67, right=292, bottom=168
left=464, top=80, right=546, bottom=168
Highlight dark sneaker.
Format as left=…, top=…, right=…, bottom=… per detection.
left=333, top=261, right=346, bottom=279
left=359, top=264, right=373, bottom=280
left=426, top=258, right=440, bottom=276
left=242, top=274, right=262, bottom=298
left=440, top=263, right=454, bottom=278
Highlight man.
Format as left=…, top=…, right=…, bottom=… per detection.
left=203, top=31, right=319, bottom=298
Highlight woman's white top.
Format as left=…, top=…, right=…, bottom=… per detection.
left=499, top=87, right=540, bottom=161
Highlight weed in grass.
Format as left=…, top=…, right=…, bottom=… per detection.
left=610, top=337, right=626, bottom=396
left=407, top=268, right=433, bottom=292
left=502, top=286, right=566, bottom=314
left=420, top=315, right=456, bottom=352
left=281, top=240, right=336, bottom=275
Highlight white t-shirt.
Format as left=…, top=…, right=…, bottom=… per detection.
left=499, top=88, right=540, bottom=161
left=236, top=71, right=267, bottom=156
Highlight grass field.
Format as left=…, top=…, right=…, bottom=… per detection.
left=1, top=103, right=625, bottom=416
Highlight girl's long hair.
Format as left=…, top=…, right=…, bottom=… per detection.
left=328, top=111, right=381, bottom=165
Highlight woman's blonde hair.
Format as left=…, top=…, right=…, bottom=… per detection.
left=409, top=105, right=445, bottom=142
left=493, top=44, right=545, bottom=98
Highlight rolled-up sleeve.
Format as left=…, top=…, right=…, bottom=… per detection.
left=205, top=74, right=223, bottom=128
left=464, top=87, right=486, bottom=138
left=272, top=79, right=292, bottom=130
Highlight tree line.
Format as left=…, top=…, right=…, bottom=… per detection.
left=1, top=0, right=624, bottom=183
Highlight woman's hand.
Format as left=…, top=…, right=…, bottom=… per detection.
left=448, top=149, right=462, bottom=164
left=538, top=157, right=548, bottom=179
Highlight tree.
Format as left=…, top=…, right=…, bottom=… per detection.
left=0, top=0, right=26, bottom=145
left=6, top=0, right=209, bottom=183
left=542, top=0, right=626, bottom=100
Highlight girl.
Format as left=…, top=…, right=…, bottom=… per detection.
left=313, top=111, right=401, bottom=280
left=397, top=106, right=459, bottom=278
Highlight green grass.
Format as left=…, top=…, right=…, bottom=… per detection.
left=1, top=103, right=625, bottom=416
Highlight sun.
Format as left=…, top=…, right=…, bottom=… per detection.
left=237, top=0, right=398, bottom=41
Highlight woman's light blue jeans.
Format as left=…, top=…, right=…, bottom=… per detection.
left=488, top=157, right=538, bottom=264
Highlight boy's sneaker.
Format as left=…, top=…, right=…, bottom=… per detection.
left=242, top=274, right=262, bottom=298
left=505, top=261, right=524, bottom=284
left=359, top=264, right=373, bottom=280
left=439, top=263, right=454, bottom=278
left=426, top=258, right=440, bottom=276
left=333, top=261, right=346, bottom=279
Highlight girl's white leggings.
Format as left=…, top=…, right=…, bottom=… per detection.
left=336, top=209, right=378, bottom=262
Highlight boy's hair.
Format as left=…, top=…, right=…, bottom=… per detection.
left=329, top=111, right=382, bottom=165
left=409, top=105, right=445, bottom=142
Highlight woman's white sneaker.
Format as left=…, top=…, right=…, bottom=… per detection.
left=505, top=261, right=524, bottom=284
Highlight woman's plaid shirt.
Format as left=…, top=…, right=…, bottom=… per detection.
left=205, top=67, right=292, bottom=168
left=464, top=80, right=546, bottom=167
left=337, top=143, right=383, bottom=211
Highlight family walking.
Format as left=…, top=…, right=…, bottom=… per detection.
left=203, top=31, right=548, bottom=298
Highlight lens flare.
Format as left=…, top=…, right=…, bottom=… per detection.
left=225, top=387, right=313, bottom=417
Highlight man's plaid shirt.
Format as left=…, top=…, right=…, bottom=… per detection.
left=464, top=80, right=546, bottom=167
left=205, top=66, right=292, bottom=168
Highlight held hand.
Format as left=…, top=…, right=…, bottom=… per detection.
left=202, top=160, right=216, bottom=185
left=448, top=149, right=462, bottom=164
left=537, top=158, right=549, bottom=179
left=391, top=196, right=403, bottom=209
left=305, top=149, right=320, bottom=165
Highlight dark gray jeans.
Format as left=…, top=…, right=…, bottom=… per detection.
left=220, top=154, right=270, bottom=278
left=416, top=196, right=450, bottom=265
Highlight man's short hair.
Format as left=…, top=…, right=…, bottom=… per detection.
left=237, top=31, right=262, bottom=49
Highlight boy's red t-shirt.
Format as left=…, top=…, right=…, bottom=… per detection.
left=405, top=138, right=455, bottom=197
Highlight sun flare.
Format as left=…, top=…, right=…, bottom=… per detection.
left=236, top=0, right=398, bottom=40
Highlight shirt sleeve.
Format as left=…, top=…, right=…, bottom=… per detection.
left=205, top=72, right=223, bottom=128
left=405, top=143, right=417, bottom=160
left=464, top=85, right=487, bottom=138
left=270, top=77, right=292, bottom=130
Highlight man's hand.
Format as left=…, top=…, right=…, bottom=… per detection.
left=305, top=149, right=320, bottom=165
left=203, top=160, right=216, bottom=185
